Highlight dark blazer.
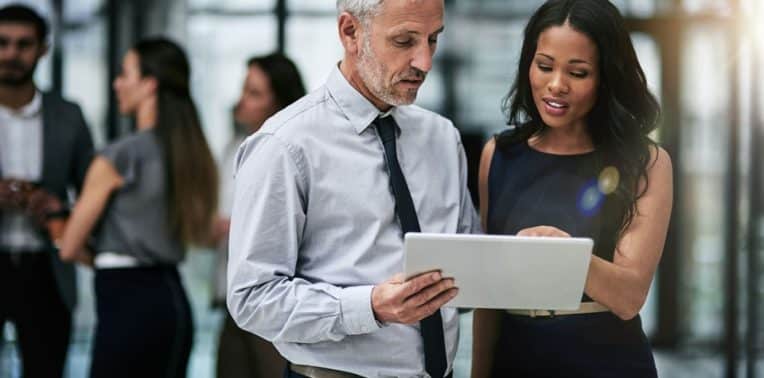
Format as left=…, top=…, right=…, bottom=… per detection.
left=0, top=92, right=94, bottom=310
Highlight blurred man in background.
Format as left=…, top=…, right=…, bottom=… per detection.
left=0, top=4, right=93, bottom=378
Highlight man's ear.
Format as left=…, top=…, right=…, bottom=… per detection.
left=37, top=42, right=49, bottom=59
left=338, top=12, right=363, bottom=55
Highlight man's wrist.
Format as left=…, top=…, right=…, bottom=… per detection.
left=339, top=285, right=381, bottom=335
left=45, top=207, right=70, bottom=220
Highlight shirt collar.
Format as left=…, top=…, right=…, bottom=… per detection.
left=327, top=64, right=399, bottom=134
left=0, top=91, right=43, bottom=119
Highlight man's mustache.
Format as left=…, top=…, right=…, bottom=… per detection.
left=0, top=60, right=27, bottom=70
left=397, top=69, right=426, bottom=82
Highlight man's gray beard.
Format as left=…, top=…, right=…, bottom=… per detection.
left=357, top=35, right=415, bottom=107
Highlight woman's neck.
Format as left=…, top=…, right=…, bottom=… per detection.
left=135, top=97, right=157, bottom=130
left=530, top=123, right=594, bottom=155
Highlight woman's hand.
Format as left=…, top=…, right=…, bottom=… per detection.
left=516, top=225, right=571, bottom=238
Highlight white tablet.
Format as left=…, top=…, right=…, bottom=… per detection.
left=404, top=233, right=593, bottom=310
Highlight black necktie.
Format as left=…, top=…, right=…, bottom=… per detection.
left=375, top=115, right=447, bottom=378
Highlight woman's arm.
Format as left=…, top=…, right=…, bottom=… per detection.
left=471, top=138, right=503, bottom=378
left=58, top=156, right=124, bottom=265
left=584, top=147, right=673, bottom=320
left=518, top=147, right=673, bottom=320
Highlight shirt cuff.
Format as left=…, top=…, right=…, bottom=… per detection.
left=339, top=285, right=381, bottom=335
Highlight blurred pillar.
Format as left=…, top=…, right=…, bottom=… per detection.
left=745, top=22, right=762, bottom=378
left=725, top=16, right=741, bottom=378
left=50, top=0, right=63, bottom=96
left=276, top=0, right=286, bottom=53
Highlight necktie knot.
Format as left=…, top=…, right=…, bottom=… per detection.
left=375, top=116, right=397, bottom=144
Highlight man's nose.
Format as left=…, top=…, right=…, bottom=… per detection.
left=410, top=44, right=434, bottom=74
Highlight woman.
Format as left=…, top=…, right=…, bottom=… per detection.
left=59, top=38, right=218, bottom=378
left=472, top=0, right=672, bottom=377
left=212, top=52, right=305, bottom=378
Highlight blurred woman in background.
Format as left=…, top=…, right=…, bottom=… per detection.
left=211, top=52, right=306, bottom=378
left=59, top=38, right=217, bottom=378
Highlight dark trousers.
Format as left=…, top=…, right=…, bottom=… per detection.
left=0, top=252, right=72, bottom=378
left=216, top=311, right=286, bottom=378
left=90, top=266, right=193, bottom=378
left=492, top=312, right=657, bottom=378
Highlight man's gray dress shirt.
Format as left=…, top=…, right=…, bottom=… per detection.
left=227, top=66, right=480, bottom=378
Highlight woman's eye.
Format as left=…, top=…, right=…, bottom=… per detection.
left=570, top=71, right=589, bottom=78
left=537, top=64, right=552, bottom=72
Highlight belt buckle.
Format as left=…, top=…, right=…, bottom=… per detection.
left=529, top=309, right=555, bottom=318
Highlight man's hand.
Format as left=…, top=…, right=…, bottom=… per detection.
left=25, top=187, right=63, bottom=226
left=371, top=271, right=458, bottom=325
left=0, top=179, right=35, bottom=209
left=517, top=225, right=571, bottom=238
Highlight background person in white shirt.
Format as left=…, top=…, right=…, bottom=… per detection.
left=0, top=4, right=93, bottom=378
left=227, top=0, right=480, bottom=377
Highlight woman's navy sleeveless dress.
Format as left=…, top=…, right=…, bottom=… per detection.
left=486, top=136, right=657, bottom=377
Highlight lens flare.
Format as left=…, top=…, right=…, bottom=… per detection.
left=598, top=166, right=620, bottom=195
left=577, top=179, right=604, bottom=216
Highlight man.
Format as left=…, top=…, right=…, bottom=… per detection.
left=0, top=5, right=94, bottom=378
left=227, top=0, right=479, bottom=377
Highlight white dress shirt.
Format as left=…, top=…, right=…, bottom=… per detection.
left=0, top=91, right=45, bottom=251
left=227, top=67, right=480, bottom=377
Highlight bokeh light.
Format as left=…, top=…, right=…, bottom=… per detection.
left=598, top=166, right=620, bottom=195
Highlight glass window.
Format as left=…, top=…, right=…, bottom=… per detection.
left=63, top=0, right=103, bottom=22
left=683, top=0, right=733, bottom=14
left=448, top=18, right=525, bottom=135
left=285, top=16, right=343, bottom=91
left=289, top=0, right=335, bottom=12
left=188, top=0, right=276, bottom=12
left=62, top=20, right=108, bottom=146
left=678, top=23, right=731, bottom=343
left=452, top=0, right=544, bottom=15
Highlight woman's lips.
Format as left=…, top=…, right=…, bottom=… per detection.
left=542, top=98, right=569, bottom=117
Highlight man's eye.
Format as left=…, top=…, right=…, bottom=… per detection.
left=18, top=40, right=33, bottom=49
left=394, top=39, right=412, bottom=47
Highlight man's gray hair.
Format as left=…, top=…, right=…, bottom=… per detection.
left=336, top=0, right=384, bottom=24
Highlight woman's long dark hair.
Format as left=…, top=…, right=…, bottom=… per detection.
left=498, top=0, right=661, bottom=238
left=248, top=52, right=306, bottom=111
left=133, top=38, right=218, bottom=245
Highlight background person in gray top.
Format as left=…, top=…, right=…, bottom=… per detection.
left=59, top=38, right=218, bottom=378
left=0, top=5, right=93, bottom=378
left=227, top=0, right=480, bottom=377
